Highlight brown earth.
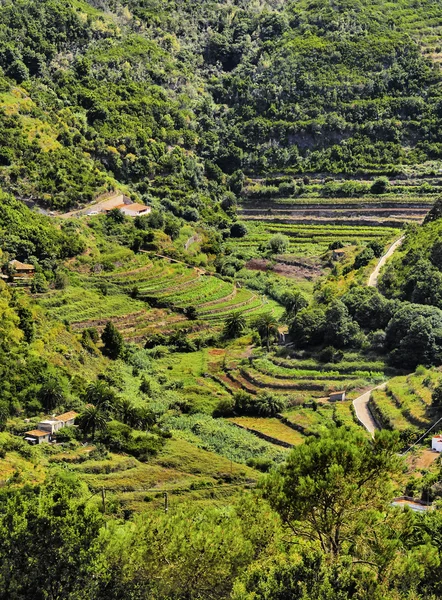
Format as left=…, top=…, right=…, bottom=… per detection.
left=406, top=449, right=440, bottom=473
left=246, top=258, right=323, bottom=281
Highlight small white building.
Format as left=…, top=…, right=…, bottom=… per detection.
left=432, top=435, right=442, bottom=452
left=24, top=430, right=51, bottom=445
left=55, top=411, right=78, bottom=427
left=329, top=391, right=346, bottom=402
left=24, top=411, right=79, bottom=445
left=38, top=420, right=64, bottom=435
left=119, top=203, right=151, bottom=217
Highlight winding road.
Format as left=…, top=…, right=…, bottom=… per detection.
left=351, top=236, right=406, bottom=434
left=353, top=384, right=386, bottom=436
left=368, top=236, right=404, bottom=287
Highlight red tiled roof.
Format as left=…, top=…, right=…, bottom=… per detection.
left=123, top=203, right=149, bottom=212
left=25, top=430, right=50, bottom=437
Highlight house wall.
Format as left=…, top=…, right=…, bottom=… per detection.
left=432, top=438, right=442, bottom=452
left=329, top=393, right=346, bottom=402
left=38, top=421, right=63, bottom=434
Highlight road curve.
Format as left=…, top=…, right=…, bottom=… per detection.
left=368, top=236, right=404, bottom=287
left=353, top=383, right=386, bottom=436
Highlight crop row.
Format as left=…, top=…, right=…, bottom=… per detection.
left=269, top=356, right=388, bottom=374
left=252, top=358, right=384, bottom=382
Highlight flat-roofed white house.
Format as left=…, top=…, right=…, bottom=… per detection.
left=432, top=435, right=442, bottom=452
left=38, top=419, right=64, bottom=435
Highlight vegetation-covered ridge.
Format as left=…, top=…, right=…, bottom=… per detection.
left=3, top=1, right=442, bottom=599
left=2, top=0, right=442, bottom=212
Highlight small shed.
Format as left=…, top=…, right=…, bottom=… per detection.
left=432, top=435, right=442, bottom=452
left=38, top=420, right=63, bottom=435
left=329, top=390, right=346, bottom=402
left=55, top=411, right=79, bottom=427
left=332, top=249, right=346, bottom=261
left=24, top=430, right=51, bottom=445
left=9, top=259, right=35, bottom=277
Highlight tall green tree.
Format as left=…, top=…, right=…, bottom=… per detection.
left=101, top=321, right=124, bottom=359
left=223, top=312, right=247, bottom=339
left=0, top=472, right=103, bottom=600
left=262, top=428, right=401, bottom=559
left=38, top=376, right=65, bottom=412
left=253, top=313, right=279, bottom=352
left=78, top=405, right=107, bottom=440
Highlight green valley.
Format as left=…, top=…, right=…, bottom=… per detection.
left=3, top=0, right=442, bottom=598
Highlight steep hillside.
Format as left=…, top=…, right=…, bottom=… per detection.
left=1, top=0, right=442, bottom=214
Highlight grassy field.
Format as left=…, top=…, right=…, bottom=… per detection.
left=227, top=416, right=306, bottom=446
left=0, top=432, right=262, bottom=514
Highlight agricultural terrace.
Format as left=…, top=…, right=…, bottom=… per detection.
left=226, top=221, right=400, bottom=261
left=369, top=367, right=442, bottom=440
left=241, top=176, right=435, bottom=228
left=38, top=255, right=283, bottom=343
left=220, top=350, right=391, bottom=402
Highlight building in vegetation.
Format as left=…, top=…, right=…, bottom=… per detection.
left=332, top=249, right=346, bottom=261
left=24, top=411, right=79, bottom=444
left=119, top=202, right=151, bottom=217
left=329, top=390, right=346, bottom=402
left=432, top=435, right=442, bottom=452
left=55, top=411, right=79, bottom=427
left=24, top=430, right=51, bottom=445
left=85, top=193, right=151, bottom=217
left=1, top=259, right=35, bottom=284
left=37, top=420, right=64, bottom=435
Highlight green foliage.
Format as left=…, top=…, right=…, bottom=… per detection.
left=262, top=428, right=401, bottom=557
left=252, top=312, right=279, bottom=351
left=354, top=247, right=375, bottom=269
left=0, top=192, right=85, bottom=261
left=165, top=413, right=286, bottom=464
left=267, top=234, right=289, bottom=255
left=233, top=390, right=286, bottom=418
left=101, top=321, right=124, bottom=360
left=0, top=472, right=103, bottom=599
left=223, top=312, right=247, bottom=340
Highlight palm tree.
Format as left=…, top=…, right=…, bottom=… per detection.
left=85, top=381, right=116, bottom=413
left=117, top=397, right=136, bottom=426
left=223, top=312, right=247, bottom=339
left=38, top=378, right=65, bottom=411
left=255, top=392, right=286, bottom=417
left=282, top=290, right=308, bottom=322
left=253, top=313, right=279, bottom=352
left=78, top=405, right=107, bottom=440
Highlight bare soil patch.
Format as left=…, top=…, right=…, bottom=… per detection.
left=406, top=449, right=440, bottom=473
left=246, top=258, right=323, bottom=280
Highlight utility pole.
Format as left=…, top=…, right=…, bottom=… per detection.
left=101, top=487, right=106, bottom=514
left=163, top=492, right=168, bottom=514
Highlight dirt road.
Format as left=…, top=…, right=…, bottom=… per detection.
left=368, top=236, right=404, bottom=287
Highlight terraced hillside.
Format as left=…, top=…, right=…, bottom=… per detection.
left=38, top=255, right=283, bottom=343
left=241, top=177, right=434, bottom=227
left=227, top=221, right=400, bottom=260
left=369, top=368, right=441, bottom=440
left=222, top=352, right=389, bottom=400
